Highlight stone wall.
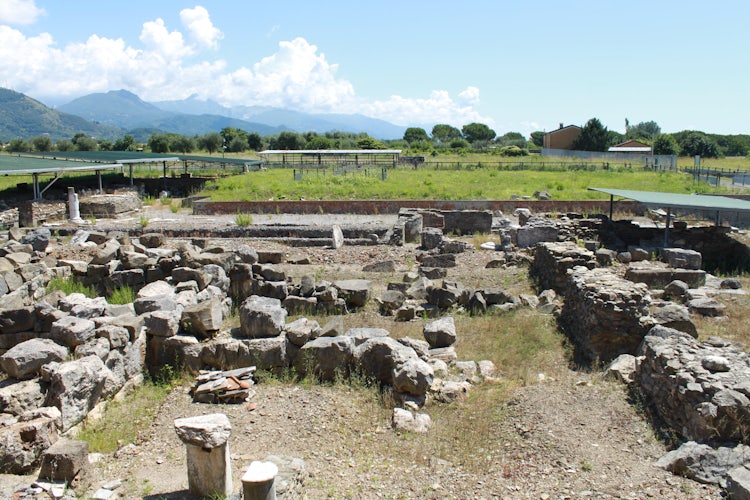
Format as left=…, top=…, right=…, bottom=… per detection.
left=559, top=266, right=653, bottom=363
left=636, top=329, right=750, bottom=444
left=529, top=242, right=596, bottom=293
left=598, top=221, right=750, bottom=273
left=18, top=201, right=67, bottom=227
left=79, top=193, right=142, bottom=218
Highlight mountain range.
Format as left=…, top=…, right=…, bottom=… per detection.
left=0, top=88, right=407, bottom=143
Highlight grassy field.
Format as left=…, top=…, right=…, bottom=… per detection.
left=198, top=165, right=730, bottom=201
left=1, top=151, right=746, bottom=201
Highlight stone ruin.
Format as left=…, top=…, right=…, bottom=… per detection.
left=2, top=206, right=750, bottom=496
left=0, top=221, right=507, bottom=498
left=524, top=223, right=750, bottom=493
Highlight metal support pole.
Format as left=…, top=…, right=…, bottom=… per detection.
left=609, top=194, right=614, bottom=221
left=97, top=170, right=102, bottom=194
left=663, top=208, right=671, bottom=247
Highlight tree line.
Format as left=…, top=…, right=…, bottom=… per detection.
left=3, top=120, right=749, bottom=159
left=543, top=118, right=750, bottom=158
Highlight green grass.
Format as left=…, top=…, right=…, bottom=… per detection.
left=46, top=276, right=96, bottom=298
left=235, top=212, right=253, bottom=226
left=76, top=379, right=173, bottom=453
left=198, top=166, right=730, bottom=202
left=109, top=285, right=136, bottom=304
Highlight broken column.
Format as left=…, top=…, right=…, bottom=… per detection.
left=68, top=187, right=83, bottom=223
left=174, top=413, right=232, bottom=498
left=242, top=460, right=278, bottom=500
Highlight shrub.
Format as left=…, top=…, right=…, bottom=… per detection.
left=498, top=146, right=529, bottom=157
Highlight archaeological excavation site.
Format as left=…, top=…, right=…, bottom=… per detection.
left=2, top=192, right=750, bottom=499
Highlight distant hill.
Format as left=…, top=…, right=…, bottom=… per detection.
left=59, top=90, right=284, bottom=137
left=0, top=88, right=120, bottom=142
left=155, top=96, right=407, bottom=139
left=58, top=89, right=174, bottom=129
left=1, top=87, right=407, bottom=142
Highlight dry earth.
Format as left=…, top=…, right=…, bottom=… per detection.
left=0, top=206, right=724, bottom=499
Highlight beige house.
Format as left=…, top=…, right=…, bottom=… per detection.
left=543, top=124, right=582, bottom=150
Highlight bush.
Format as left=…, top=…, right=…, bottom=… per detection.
left=498, top=146, right=529, bottom=157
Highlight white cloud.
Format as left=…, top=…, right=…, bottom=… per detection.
left=180, top=6, right=222, bottom=50
left=139, top=18, right=193, bottom=59
left=0, top=7, right=489, bottom=127
left=0, top=0, right=45, bottom=25
left=458, top=86, right=480, bottom=105
left=361, top=89, right=493, bottom=127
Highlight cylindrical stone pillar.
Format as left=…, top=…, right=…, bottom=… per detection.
left=68, top=187, right=82, bottom=223
left=242, top=461, right=278, bottom=500
left=174, top=413, right=232, bottom=498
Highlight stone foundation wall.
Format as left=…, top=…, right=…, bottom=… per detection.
left=636, top=330, right=750, bottom=444
left=529, top=242, right=596, bottom=293
left=599, top=221, right=750, bottom=273
left=18, top=201, right=67, bottom=227
left=79, top=193, right=142, bottom=218
left=559, top=266, right=653, bottom=363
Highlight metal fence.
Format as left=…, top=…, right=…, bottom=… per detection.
left=542, top=148, right=678, bottom=168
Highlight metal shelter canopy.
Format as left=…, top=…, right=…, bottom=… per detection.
left=588, top=187, right=750, bottom=214
left=0, top=155, right=123, bottom=199
left=258, top=149, right=402, bottom=168
left=589, top=187, right=750, bottom=245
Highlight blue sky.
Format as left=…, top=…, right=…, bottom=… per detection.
left=0, top=0, right=747, bottom=136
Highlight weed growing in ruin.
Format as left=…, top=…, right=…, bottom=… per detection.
left=169, top=202, right=180, bottom=213
left=109, top=285, right=136, bottom=305
left=77, top=379, right=173, bottom=453
left=235, top=212, right=253, bottom=226
left=139, top=215, right=149, bottom=228
left=46, top=276, right=96, bottom=298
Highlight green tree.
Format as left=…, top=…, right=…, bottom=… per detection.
left=113, top=134, right=135, bottom=151
left=170, top=135, right=196, bottom=154
left=197, top=132, right=223, bottom=154
left=98, top=140, right=113, bottom=151
left=495, top=131, right=527, bottom=148
left=431, top=124, right=462, bottom=143
left=572, top=118, right=608, bottom=151
left=247, top=132, right=263, bottom=151
left=357, top=136, right=387, bottom=149
left=625, top=120, right=661, bottom=140
left=530, top=131, right=545, bottom=147
left=679, top=132, right=719, bottom=158
left=55, top=139, right=74, bottom=152
left=606, top=130, right=625, bottom=147
left=220, top=127, right=249, bottom=150
left=228, top=136, right=247, bottom=153
left=148, top=133, right=171, bottom=154
left=7, top=138, right=30, bottom=152
left=30, top=135, right=53, bottom=152
left=403, top=127, right=430, bottom=143
left=271, top=131, right=305, bottom=150
left=74, top=136, right=97, bottom=151
left=461, top=123, right=496, bottom=143
left=305, top=135, right=333, bottom=149
left=450, top=138, right=469, bottom=149
left=652, top=134, right=679, bottom=155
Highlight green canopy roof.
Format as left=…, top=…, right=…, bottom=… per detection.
left=589, top=187, right=750, bottom=214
